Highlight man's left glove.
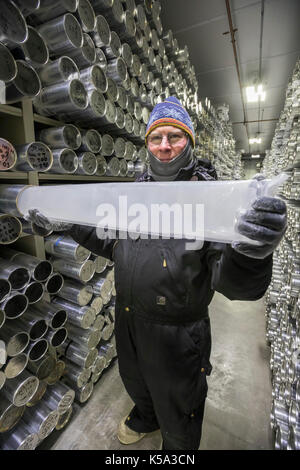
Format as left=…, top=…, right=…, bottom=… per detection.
left=232, top=196, right=287, bottom=259
left=25, top=209, right=73, bottom=232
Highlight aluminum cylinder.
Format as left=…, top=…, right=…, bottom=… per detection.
left=101, top=133, right=114, bottom=156
left=53, top=297, right=96, bottom=329
left=0, top=292, right=29, bottom=320
left=63, top=341, right=97, bottom=368
left=93, top=313, right=105, bottom=330
left=0, top=395, right=25, bottom=433
left=13, top=0, right=40, bottom=17
left=92, top=354, right=106, bottom=375
left=44, top=272, right=64, bottom=295
left=18, top=25, right=49, bottom=67
left=0, top=213, right=22, bottom=245
left=68, top=32, right=96, bottom=69
left=55, top=278, right=93, bottom=307
left=4, top=353, right=28, bottom=380
left=42, top=381, right=75, bottom=415
left=90, top=14, right=111, bottom=48
left=106, top=57, right=127, bottom=85
left=0, top=420, right=39, bottom=450
left=119, top=158, right=128, bottom=177
left=27, top=354, right=56, bottom=381
left=104, top=0, right=124, bottom=28
left=95, top=154, right=107, bottom=175
left=50, top=257, right=95, bottom=282
left=21, top=281, right=44, bottom=305
left=66, top=323, right=101, bottom=349
left=5, top=60, right=41, bottom=104
left=63, top=358, right=92, bottom=388
left=89, top=296, right=103, bottom=315
left=76, top=152, right=97, bottom=175
left=26, top=380, right=47, bottom=407
left=102, top=31, right=121, bottom=59
left=79, top=129, right=102, bottom=153
left=29, top=300, right=68, bottom=330
left=92, top=0, right=113, bottom=12
left=49, top=148, right=79, bottom=174
left=116, top=85, right=128, bottom=110
left=0, top=1, right=28, bottom=48
left=80, top=64, right=108, bottom=93
left=37, top=13, right=83, bottom=56
left=21, top=400, right=59, bottom=441
left=32, top=0, right=78, bottom=23
left=45, top=234, right=91, bottom=262
left=95, top=47, right=107, bottom=71
left=74, top=380, right=94, bottom=403
left=44, top=327, right=68, bottom=348
left=90, top=254, right=108, bottom=274
left=0, top=324, right=29, bottom=357
left=1, top=369, right=39, bottom=407
left=13, top=142, right=53, bottom=173
left=76, top=0, right=96, bottom=32
left=88, top=273, right=112, bottom=299
left=0, top=138, right=17, bottom=171
left=37, top=56, right=79, bottom=86
left=55, top=405, right=72, bottom=430
left=105, top=77, right=119, bottom=103
left=0, top=42, right=17, bottom=83
left=34, top=79, right=88, bottom=115
left=25, top=338, right=49, bottom=363
left=38, top=124, right=82, bottom=150
left=45, top=359, right=66, bottom=385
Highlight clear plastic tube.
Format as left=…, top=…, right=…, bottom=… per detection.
left=17, top=174, right=289, bottom=244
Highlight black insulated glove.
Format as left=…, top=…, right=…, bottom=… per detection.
left=232, top=196, right=287, bottom=259
left=26, top=209, right=73, bottom=232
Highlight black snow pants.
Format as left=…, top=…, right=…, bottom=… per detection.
left=114, top=306, right=212, bottom=450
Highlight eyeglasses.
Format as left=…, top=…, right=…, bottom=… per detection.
left=148, top=132, right=188, bottom=146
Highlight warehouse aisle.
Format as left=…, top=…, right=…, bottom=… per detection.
left=43, top=292, right=273, bottom=451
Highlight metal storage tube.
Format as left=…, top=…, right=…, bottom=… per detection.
left=0, top=421, right=39, bottom=450
left=102, top=31, right=121, bottom=60
left=45, top=234, right=90, bottom=262
left=68, top=33, right=97, bottom=69
left=0, top=1, right=28, bottom=48
left=44, top=327, right=68, bottom=348
left=0, top=42, right=17, bottom=83
left=106, top=57, right=127, bottom=85
left=37, top=13, right=83, bottom=56
left=76, top=152, right=98, bottom=175
left=74, top=380, right=94, bottom=403
left=12, top=142, right=53, bottom=173
left=66, top=323, right=101, bottom=349
left=48, top=148, right=79, bottom=174
left=0, top=138, right=17, bottom=171
left=76, top=0, right=96, bottom=33
left=37, top=56, right=79, bottom=86
left=42, top=381, right=75, bottom=415
left=34, top=79, right=88, bottom=115
left=50, top=257, right=95, bottom=283
left=38, top=124, right=82, bottom=150
left=21, top=400, right=59, bottom=441
left=90, top=15, right=111, bottom=48
left=46, top=359, right=66, bottom=385
left=21, top=281, right=44, bottom=305
left=4, top=354, right=28, bottom=380
left=44, top=273, right=64, bottom=295
left=79, top=129, right=102, bottom=153
left=95, top=47, right=107, bottom=71
left=32, top=0, right=78, bottom=23
left=0, top=325, right=30, bottom=357
left=63, top=358, right=92, bottom=388
left=0, top=292, right=29, bottom=320
left=16, top=25, right=49, bottom=67
left=80, top=64, right=108, bottom=93
left=95, top=154, right=107, bottom=175
left=55, top=406, right=73, bottom=430
left=12, top=312, right=48, bottom=341
left=53, top=297, right=96, bottom=328
left=0, top=395, right=25, bottom=433
left=1, top=369, right=39, bottom=407
left=26, top=380, right=47, bottom=407
left=62, top=341, right=97, bottom=368
left=26, top=354, right=56, bottom=381
left=55, top=278, right=94, bottom=307
left=25, top=338, right=49, bottom=363
left=0, top=214, right=22, bottom=245
left=5, top=60, right=41, bottom=104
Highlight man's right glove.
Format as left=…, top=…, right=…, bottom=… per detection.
left=25, top=209, right=73, bottom=232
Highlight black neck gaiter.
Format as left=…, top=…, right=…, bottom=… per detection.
left=148, top=142, right=193, bottom=181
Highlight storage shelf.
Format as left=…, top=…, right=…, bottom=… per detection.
left=33, top=112, right=65, bottom=127
left=0, top=171, right=135, bottom=182
left=0, top=104, right=23, bottom=118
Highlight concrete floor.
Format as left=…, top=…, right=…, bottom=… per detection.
left=39, top=292, right=274, bottom=450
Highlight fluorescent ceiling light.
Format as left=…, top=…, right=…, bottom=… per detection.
left=249, top=138, right=262, bottom=144
left=245, top=85, right=266, bottom=103
left=251, top=154, right=261, bottom=158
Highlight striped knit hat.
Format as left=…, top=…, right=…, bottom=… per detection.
left=145, top=96, right=195, bottom=148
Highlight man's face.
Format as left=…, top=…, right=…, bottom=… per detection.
left=147, top=126, right=188, bottom=162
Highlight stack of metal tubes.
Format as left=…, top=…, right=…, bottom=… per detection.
left=262, top=59, right=300, bottom=450
left=0, top=0, right=240, bottom=179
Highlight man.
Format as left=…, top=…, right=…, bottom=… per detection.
left=28, top=97, right=287, bottom=450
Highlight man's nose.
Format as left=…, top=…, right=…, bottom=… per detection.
left=159, top=135, right=171, bottom=149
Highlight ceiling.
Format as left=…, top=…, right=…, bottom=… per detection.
left=160, top=0, right=300, bottom=155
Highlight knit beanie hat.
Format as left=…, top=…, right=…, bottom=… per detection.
left=145, top=96, right=196, bottom=148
